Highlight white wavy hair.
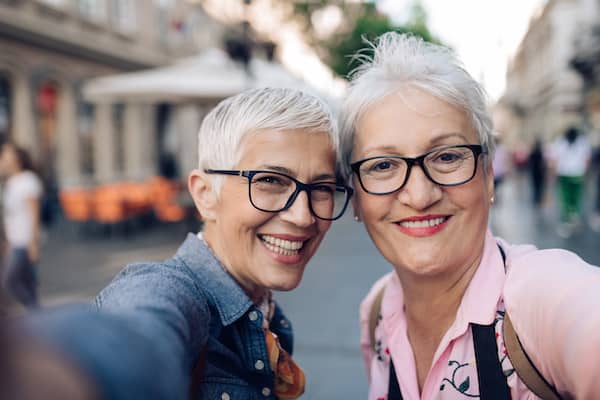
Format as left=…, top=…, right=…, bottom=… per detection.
left=338, top=32, right=494, bottom=180
left=197, top=87, right=338, bottom=193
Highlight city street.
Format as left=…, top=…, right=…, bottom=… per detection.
left=37, top=171, right=599, bottom=399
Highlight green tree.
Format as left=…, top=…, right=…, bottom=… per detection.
left=286, top=1, right=441, bottom=79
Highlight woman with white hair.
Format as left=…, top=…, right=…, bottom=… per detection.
left=97, top=87, right=353, bottom=399
left=340, top=32, right=600, bottom=399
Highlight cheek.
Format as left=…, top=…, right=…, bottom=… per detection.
left=317, top=220, right=332, bottom=235
left=356, top=192, right=388, bottom=221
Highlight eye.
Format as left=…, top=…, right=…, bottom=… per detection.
left=430, top=149, right=469, bottom=164
left=373, top=160, right=392, bottom=171
left=363, top=158, right=401, bottom=174
left=311, top=183, right=335, bottom=194
left=254, top=174, right=286, bottom=186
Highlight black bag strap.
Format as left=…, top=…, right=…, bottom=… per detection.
left=388, top=360, right=403, bottom=400
left=472, top=323, right=511, bottom=399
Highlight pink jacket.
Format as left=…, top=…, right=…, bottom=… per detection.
left=360, top=230, right=600, bottom=399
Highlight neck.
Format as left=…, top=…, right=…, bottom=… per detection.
left=201, top=226, right=268, bottom=304
left=399, top=255, right=482, bottom=335
left=8, top=167, right=23, bottom=177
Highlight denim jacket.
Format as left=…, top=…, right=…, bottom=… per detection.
left=96, top=233, right=294, bottom=400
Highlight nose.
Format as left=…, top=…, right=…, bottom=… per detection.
left=396, top=164, right=442, bottom=210
left=279, top=190, right=316, bottom=227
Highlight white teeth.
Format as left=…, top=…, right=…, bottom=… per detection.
left=399, top=217, right=446, bottom=228
left=260, top=235, right=304, bottom=255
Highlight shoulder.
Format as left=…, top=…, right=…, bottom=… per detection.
left=8, top=171, right=42, bottom=196
left=97, top=257, right=209, bottom=317
left=502, top=243, right=600, bottom=330
left=24, top=172, right=43, bottom=195
left=504, top=246, right=598, bottom=292
left=501, top=246, right=600, bottom=396
left=359, top=272, right=395, bottom=324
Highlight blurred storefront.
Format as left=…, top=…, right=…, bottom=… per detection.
left=495, top=0, right=600, bottom=148
left=0, top=0, right=219, bottom=191
left=571, top=11, right=600, bottom=146
left=82, top=47, right=323, bottom=178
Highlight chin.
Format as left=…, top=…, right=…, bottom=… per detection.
left=268, top=274, right=304, bottom=292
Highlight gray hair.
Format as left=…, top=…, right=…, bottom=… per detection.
left=338, top=32, right=494, bottom=180
left=198, top=87, right=338, bottom=192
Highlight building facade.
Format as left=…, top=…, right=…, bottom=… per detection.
left=0, top=0, right=210, bottom=190
left=495, top=0, right=600, bottom=147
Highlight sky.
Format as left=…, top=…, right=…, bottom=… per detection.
left=378, top=0, right=547, bottom=101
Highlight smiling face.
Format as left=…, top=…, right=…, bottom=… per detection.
left=192, top=129, right=336, bottom=300
left=352, top=87, right=494, bottom=280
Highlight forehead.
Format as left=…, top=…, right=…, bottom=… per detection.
left=237, top=129, right=336, bottom=171
left=354, top=88, right=477, bottom=156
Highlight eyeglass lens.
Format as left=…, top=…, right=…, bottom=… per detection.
left=249, top=171, right=348, bottom=220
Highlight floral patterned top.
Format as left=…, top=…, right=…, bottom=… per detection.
left=359, top=230, right=600, bottom=400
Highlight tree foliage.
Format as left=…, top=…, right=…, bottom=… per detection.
left=286, top=1, right=442, bottom=79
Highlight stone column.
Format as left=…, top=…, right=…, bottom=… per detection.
left=122, top=103, right=157, bottom=180
left=175, top=104, right=202, bottom=176
left=55, top=84, right=80, bottom=186
left=11, top=74, right=35, bottom=149
left=93, top=102, right=117, bottom=183
left=123, top=103, right=144, bottom=180
left=142, top=104, right=158, bottom=178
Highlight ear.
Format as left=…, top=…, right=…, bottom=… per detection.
left=188, top=169, right=218, bottom=222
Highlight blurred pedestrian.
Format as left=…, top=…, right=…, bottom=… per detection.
left=591, top=145, right=600, bottom=232
left=0, top=142, right=43, bottom=308
left=492, top=136, right=510, bottom=203
left=340, top=32, right=600, bottom=400
left=528, top=138, right=546, bottom=207
left=96, top=88, right=352, bottom=398
left=547, top=126, right=592, bottom=237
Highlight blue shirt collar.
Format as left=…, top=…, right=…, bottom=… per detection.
left=175, top=233, right=253, bottom=326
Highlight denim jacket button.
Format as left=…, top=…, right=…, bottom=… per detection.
left=262, top=387, right=271, bottom=397
left=254, top=359, right=265, bottom=370
left=248, top=311, right=259, bottom=321
left=220, top=392, right=230, bottom=400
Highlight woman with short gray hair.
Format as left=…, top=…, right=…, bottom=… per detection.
left=342, top=32, right=600, bottom=399
left=97, top=87, right=353, bottom=399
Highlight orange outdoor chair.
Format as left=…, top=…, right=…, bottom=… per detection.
left=59, top=189, right=93, bottom=222
left=93, top=184, right=127, bottom=224
left=120, top=181, right=153, bottom=217
left=147, top=176, right=186, bottom=223
left=154, top=203, right=186, bottom=222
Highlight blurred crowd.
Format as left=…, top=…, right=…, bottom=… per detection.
left=493, top=125, right=600, bottom=238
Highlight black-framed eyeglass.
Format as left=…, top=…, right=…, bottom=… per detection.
left=204, top=169, right=354, bottom=221
left=350, top=144, right=487, bottom=195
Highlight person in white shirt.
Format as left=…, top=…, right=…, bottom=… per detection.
left=547, top=127, right=592, bottom=237
left=0, top=142, right=43, bottom=308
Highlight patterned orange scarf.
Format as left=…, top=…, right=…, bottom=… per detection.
left=258, top=292, right=305, bottom=399
left=264, top=328, right=306, bottom=399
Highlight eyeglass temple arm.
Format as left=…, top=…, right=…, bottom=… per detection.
left=205, top=169, right=245, bottom=177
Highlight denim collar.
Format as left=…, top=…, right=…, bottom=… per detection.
left=175, top=233, right=253, bottom=326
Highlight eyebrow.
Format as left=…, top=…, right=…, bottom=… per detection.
left=361, top=133, right=473, bottom=155
left=429, top=133, right=472, bottom=145
left=258, top=165, right=336, bottom=182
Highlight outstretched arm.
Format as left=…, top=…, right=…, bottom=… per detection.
left=96, top=261, right=211, bottom=394
left=504, top=249, right=600, bottom=398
